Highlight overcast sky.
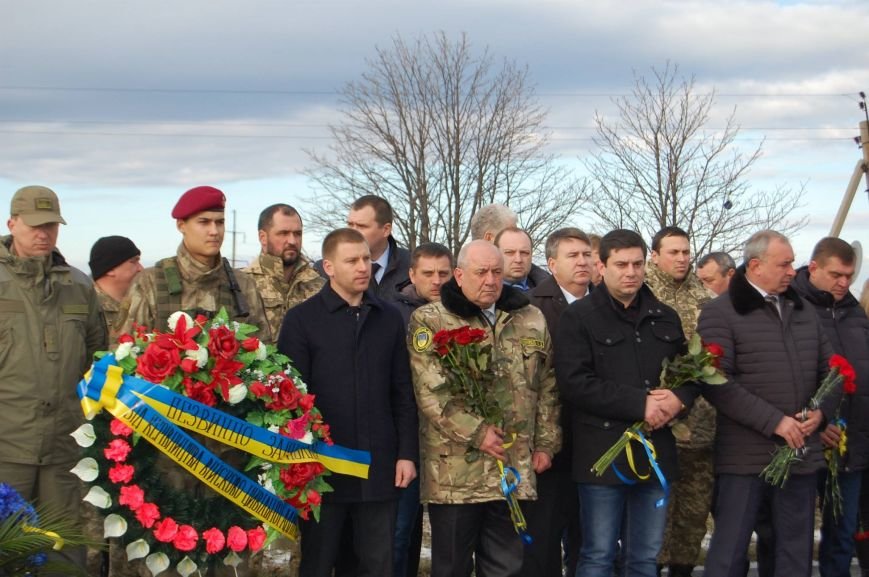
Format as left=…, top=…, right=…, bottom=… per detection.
left=2, top=0, right=867, bottom=290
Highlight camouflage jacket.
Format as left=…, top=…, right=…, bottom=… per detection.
left=242, top=253, right=324, bottom=338
left=95, top=284, right=121, bottom=342
left=408, top=278, right=560, bottom=504
left=116, top=243, right=271, bottom=342
left=0, top=236, right=107, bottom=465
left=645, top=262, right=717, bottom=449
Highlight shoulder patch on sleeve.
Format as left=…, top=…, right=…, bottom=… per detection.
left=412, top=327, right=433, bottom=352
left=520, top=337, right=545, bottom=350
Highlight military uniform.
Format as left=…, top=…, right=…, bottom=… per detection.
left=645, top=262, right=715, bottom=571
left=117, top=243, right=270, bottom=342
left=0, top=235, right=107, bottom=572
left=242, top=252, right=323, bottom=338
left=95, top=284, right=121, bottom=341
left=408, top=278, right=559, bottom=577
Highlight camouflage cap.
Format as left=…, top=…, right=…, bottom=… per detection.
left=10, top=185, right=67, bottom=226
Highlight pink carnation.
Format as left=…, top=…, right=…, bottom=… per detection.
left=135, top=502, right=160, bottom=528
left=226, top=525, right=248, bottom=552
left=202, top=527, right=226, bottom=554
left=247, top=526, right=267, bottom=552
left=110, top=419, right=134, bottom=437
left=153, top=517, right=179, bottom=543
left=104, top=438, right=132, bottom=462
left=173, top=524, right=198, bottom=552
left=108, top=464, right=135, bottom=484
left=118, top=484, right=145, bottom=511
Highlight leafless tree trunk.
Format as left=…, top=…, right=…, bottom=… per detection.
left=305, top=32, right=589, bottom=256
left=584, top=62, right=806, bottom=259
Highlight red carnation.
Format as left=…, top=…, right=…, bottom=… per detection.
left=173, top=524, right=199, bottom=552
left=153, top=517, right=179, bottom=543
left=208, top=325, right=241, bottom=360
left=226, top=526, right=248, bottom=552
left=136, top=344, right=181, bottom=383
left=119, top=484, right=145, bottom=511
left=135, top=502, right=160, bottom=528
left=247, top=527, right=267, bottom=552
left=104, top=439, right=132, bottom=463
left=299, top=393, right=315, bottom=412
left=109, top=419, right=134, bottom=437
left=108, top=464, right=135, bottom=484
left=202, top=527, right=226, bottom=554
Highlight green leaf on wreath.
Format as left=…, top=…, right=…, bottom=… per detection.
left=246, top=411, right=265, bottom=428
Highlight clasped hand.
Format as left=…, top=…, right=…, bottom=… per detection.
left=644, top=389, right=683, bottom=430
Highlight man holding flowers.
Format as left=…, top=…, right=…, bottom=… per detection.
left=408, top=239, right=560, bottom=577
left=554, top=229, right=696, bottom=577
left=698, top=230, right=833, bottom=577
left=791, top=236, right=869, bottom=577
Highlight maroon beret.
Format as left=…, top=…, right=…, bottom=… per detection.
left=171, top=186, right=227, bottom=220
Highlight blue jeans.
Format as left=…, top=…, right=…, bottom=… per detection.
left=819, top=469, right=863, bottom=577
left=576, top=482, right=667, bottom=577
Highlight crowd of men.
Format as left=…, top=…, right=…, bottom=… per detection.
left=1, top=183, right=868, bottom=577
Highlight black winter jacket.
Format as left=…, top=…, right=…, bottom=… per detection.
left=277, top=283, right=419, bottom=502
left=792, top=266, right=869, bottom=471
left=554, top=282, right=695, bottom=484
left=697, top=267, right=833, bottom=475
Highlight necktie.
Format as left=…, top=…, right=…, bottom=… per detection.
left=371, top=262, right=382, bottom=284
left=764, top=294, right=781, bottom=318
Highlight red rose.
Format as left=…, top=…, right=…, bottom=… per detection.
left=241, top=337, right=260, bottom=352
left=298, top=393, right=315, bottom=412
left=118, top=333, right=135, bottom=344
left=135, top=502, right=160, bottom=528
left=202, top=527, right=226, bottom=554
left=104, top=439, right=132, bottom=463
left=137, top=343, right=181, bottom=383
left=153, top=517, right=179, bottom=543
left=108, top=464, right=135, bottom=484
left=208, top=325, right=241, bottom=360
left=306, top=489, right=322, bottom=507
left=453, top=326, right=475, bottom=345
left=184, top=378, right=217, bottom=407
left=109, top=419, right=134, bottom=437
left=247, top=527, right=267, bottom=552
left=249, top=381, right=269, bottom=398
left=264, top=376, right=302, bottom=411
left=173, top=524, right=199, bottom=552
left=226, top=526, right=248, bottom=552
left=180, top=357, right=199, bottom=374
left=280, top=462, right=326, bottom=489
left=119, top=485, right=145, bottom=511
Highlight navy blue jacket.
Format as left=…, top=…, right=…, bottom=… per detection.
left=277, top=283, right=418, bottom=502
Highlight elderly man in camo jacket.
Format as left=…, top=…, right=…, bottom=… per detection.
left=408, top=240, right=560, bottom=577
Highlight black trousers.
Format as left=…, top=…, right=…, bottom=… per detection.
left=429, top=501, right=524, bottom=577
left=704, top=473, right=816, bottom=577
left=518, top=469, right=580, bottom=577
left=300, top=499, right=397, bottom=577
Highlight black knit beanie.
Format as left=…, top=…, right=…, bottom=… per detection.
left=89, top=236, right=141, bottom=280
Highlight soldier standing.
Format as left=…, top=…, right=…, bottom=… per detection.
left=89, top=235, right=143, bottom=340
left=0, top=185, right=107, bottom=574
left=645, top=226, right=715, bottom=577
left=243, top=204, right=323, bottom=338
left=408, top=240, right=560, bottom=577
left=117, top=186, right=269, bottom=340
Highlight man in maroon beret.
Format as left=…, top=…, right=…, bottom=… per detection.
left=116, top=185, right=269, bottom=339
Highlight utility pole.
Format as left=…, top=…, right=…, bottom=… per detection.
left=830, top=92, right=869, bottom=237
left=227, top=209, right=246, bottom=267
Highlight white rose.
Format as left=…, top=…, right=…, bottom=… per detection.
left=300, top=431, right=314, bottom=445
left=227, top=384, right=247, bottom=405
left=115, top=341, right=134, bottom=361
left=185, top=345, right=209, bottom=369
left=255, top=341, right=268, bottom=361
left=167, top=311, right=194, bottom=332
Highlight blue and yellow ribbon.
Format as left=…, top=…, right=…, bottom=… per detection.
left=610, top=429, right=670, bottom=508
left=77, top=355, right=373, bottom=540
left=499, top=434, right=532, bottom=545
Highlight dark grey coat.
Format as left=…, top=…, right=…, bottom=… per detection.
left=697, top=267, right=833, bottom=475
left=792, top=266, right=869, bottom=472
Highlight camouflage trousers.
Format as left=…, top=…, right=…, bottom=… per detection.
left=658, top=447, right=714, bottom=566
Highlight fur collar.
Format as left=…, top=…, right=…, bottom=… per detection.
left=729, top=266, right=803, bottom=316
left=440, top=277, right=529, bottom=319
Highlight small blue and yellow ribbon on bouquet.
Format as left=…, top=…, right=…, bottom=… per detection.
left=610, top=429, right=670, bottom=508
left=499, top=434, right=533, bottom=545
left=77, top=355, right=372, bottom=540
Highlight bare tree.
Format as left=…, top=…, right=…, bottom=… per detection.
left=305, top=32, right=589, bottom=255
left=584, top=63, right=806, bottom=259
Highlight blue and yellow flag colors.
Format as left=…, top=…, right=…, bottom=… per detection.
left=77, top=355, right=372, bottom=540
